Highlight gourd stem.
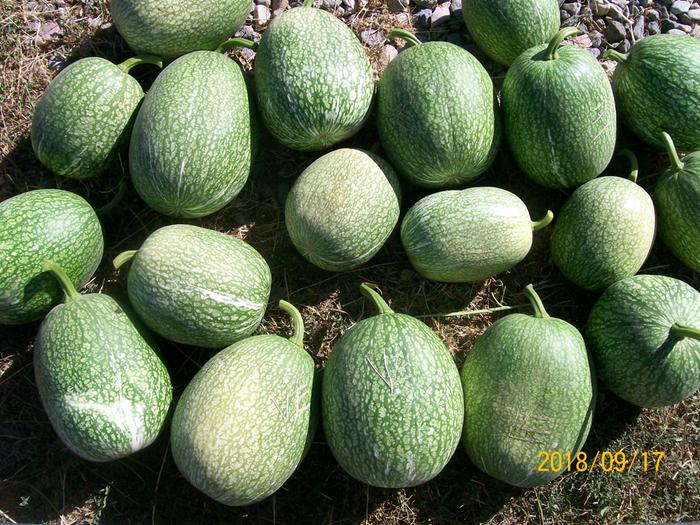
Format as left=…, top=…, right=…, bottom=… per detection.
left=524, top=284, right=549, bottom=319
left=96, top=179, right=127, bottom=218
left=388, top=28, right=422, bottom=48
left=603, top=49, right=628, bottom=63
left=617, top=149, right=639, bottom=183
left=661, top=132, right=684, bottom=172
left=360, top=283, right=394, bottom=315
left=303, top=0, right=313, bottom=6
left=279, top=300, right=305, bottom=348
left=215, top=38, right=258, bottom=53
left=113, top=250, right=138, bottom=270
left=531, top=210, right=554, bottom=231
left=42, top=260, right=79, bottom=303
left=671, top=323, right=700, bottom=341
left=545, top=27, right=579, bottom=61
left=117, top=54, right=163, bottom=74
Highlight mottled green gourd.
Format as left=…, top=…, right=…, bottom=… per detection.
left=285, top=149, right=401, bottom=272
left=171, top=300, right=315, bottom=506
left=322, top=284, right=464, bottom=488
left=654, top=132, right=700, bottom=272
left=606, top=35, right=700, bottom=151
left=114, top=224, right=271, bottom=349
left=463, top=0, right=560, bottom=66
left=255, top=6, right=374, bottom=151
left=400, top=187, right=553, bottom=283
left=129, top=50, right=251, bottom=218
left=31, top=56, right=161, bottom=179
left=551, top=151, right=656, bottom=291
left=111, top=0, right=252, bottom=60
left=587, top=275, right=700, bottom=408
left=503, top=28, right=617, bottom=189
left=461, top=285, right=595, bottom=488
left=0, top=190, right=103, bottom=325
left=35, top=262, right=172, bottom=462
left=377, top=31, right=500, bottom=188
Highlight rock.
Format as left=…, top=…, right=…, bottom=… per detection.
left=450, top=0, right=462, bottom=16
left=571, top=33, right=592, bottom=48
left=378, top=44, right=398, bottom=69
left=413, top=8, right=432, bottom=29
left=360, top=28, right=385, bottom=45
left=342, top=0, right=355, bottom=9
left=586, top=47, right=602, bottom=59
left=592, top=0, right=609, bottom=16
left=671, top=0, right=691, bottom=14
left=648, top=20, right=661, bottom=34
left=588, top=30, right=603, bottom=46
left=272, top=0, right=289, bottom=9
left=632, top=15, right=645, bottom=40
left=432, top=2, right=451, bottom=26
left=561, top=10, right=571, bottom=21
left=617, top=39, right=632, bottom=53
left=39, top=21, right=61, bottom=38
left=668, top=27, right=689, bottom=34
left=689, top=9, right=700, bottom=22
left=253, top=4, right=270, bottom=24
left=322, top=0, right=341, bottom=8
left=604, top=19, right=627, bottom=42
left=661, top=18, right=680, bottom=31
left=388, top=0, right=409, bottom=11
left=647, top=8, right=660, bottom=20
left=255, top=0, right=271, bottom=5
left=562, top=2, right=581, bottom=16
left=413, top=0, right=437, bottom=6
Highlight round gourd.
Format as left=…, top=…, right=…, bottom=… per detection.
left=322, top=284, right=463, bottom=488
left=114, top=224, right=271, bottom=348
left=171, top=301, right=315, bottom=506
left=400, top=187, right=552, bottom=282
left=285, top=149, right=401, bottom=272
left=0, top=189, right=103, bottom=325
left=377, top=33, right=500, bottom=188
left=129, top=51, right=251, bottom=218
left=461, top=285, right=595, bottom=488
left=503, top=28, right=617, bottom=189
left=587, top=275, right=700, bottom=407
left=254, top=6, right=373, bottom=151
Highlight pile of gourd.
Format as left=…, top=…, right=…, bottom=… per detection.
left=2, top=0, right=699, bottom=505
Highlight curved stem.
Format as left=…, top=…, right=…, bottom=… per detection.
left=523, top=284, right=549, bottom=319
left=389, top=28, right=422, bottom=48
left=113, top=250, right=138, bottom=270
left=117, top=54, right=163, bottom=74
left=671, top=323, right=700, bottom=341
left=215, top=37, right=258, bottom=54
left=303, top=0, right=313, bottom=6
left=279, top=300, right=305, bottom=348
left=545, top=27, right=579, bottom=61
left=603, top=49, right=628, bottom=63
left=616, top=149, right=639, bottom=183
left=96, top=179, right=127, bottom=218
left=42, top=260, right=79, bottom=303
left=661, top=132, right=684, bottom=172
left=531, top=210, right=554, bottom=232
left=360, top=283, right=394, bottom=315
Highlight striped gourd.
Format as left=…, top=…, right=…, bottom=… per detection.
left=35, top=262, right=172, bottom=461
left=322, top=284, right=463, bottom=488
left=462, top=285, right=595, bottom=487
left=0, top=190, right=103, bottom=325
left=400, top=187, right=552, bottom=282
left=171, top=301, right=315, bottom=506
left=114, top=224, right=271, bottom=349
left=285, top=149, right=401, bottom=272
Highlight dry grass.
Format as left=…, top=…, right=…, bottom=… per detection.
left=1, top=1, right=699, bottom=524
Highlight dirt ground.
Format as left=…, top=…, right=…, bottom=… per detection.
left=1, top=1, right=699, bottom=524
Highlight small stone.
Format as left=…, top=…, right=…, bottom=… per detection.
left=48, top=55, right=65, bottom=70
left=253, top=4, right=270, bottom=24
left=586, top=47, right=602, bottom=59
left=360, top=28, right=385, bottom=46
left=671, top=0, right=691, bottom=14
left=432, top=2, right=451, bottom=26
left=632, top=15, right=645, bottom=40
left=588, top=29, right=603, bottom=46
left=560, top=10, right=571, bottom=21
left=413, top=0, right=437, bottom=6
left=648, top=20, right=661, bottom=34
left=322, top=0, right=340, bottom=8
left=661, top=18, right=679, bottom=31
left=235, top=24, right=257, bottom=39
left=604, top=19, right=627, bottom=42
left=450, top=0, right=462, bottom=16
left=378, top=44, right=398, bottom=69
left=388, top=0, right=409, bottom=11
left=617, top=39, right=632, bottom=53
left=668, top=27, right=689, bottom=34
left=592, top=0, right=609, bottom=16
left=647, top=8, right=660, bottom=20
left=254, top=0, right=271, bottom=5
left=571, top=33, right=592, bottom=48
left=606, top=4, right=627, bottom=21
left=342, top=0, right=355, bottom=9
left=562, top=2, right=580, bottom=15
left=689, top=9, right=700, bottom=22
left=272, top=0, right=288, bottom=9
left=413, top=8, right=432, bottom=29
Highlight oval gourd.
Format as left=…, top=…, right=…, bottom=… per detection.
left=400, top=187, right=552, bottom=283
left=285, top=149, right=401, bottom=272
left=171, top=300, right=315, bottom=506
left=461, top=285, right=595, bottom=488
left=587, top=275, right=700, bottom=407
left=655, top=133, right=700, bottom=272
left=111, top=0, right=252, bottom=61
left=322, top=284, right=464, bottom=488
left=463, top=0, right=560, bottom=66
left=114, top=224, right=271, bottom=349
left=377, top=35, right=500, bottom=189
left=503, top=28, right=617, bottom=189
left=0, top=189, right=103, bottom=325
left=35, top=262, right=172, bottom=461
left=129, top=51, right=251, bottom=218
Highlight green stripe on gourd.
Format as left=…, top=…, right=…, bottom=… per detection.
left=400, top=187, right=552, bottom=283
left=129, top=50, right=251, bottom=218
left=322, top=284, right=464, bottom=488
left=586, top=275, right=700, bottom=407
left=31, top=56, right=161, bottom=179
left=170, top=300, right=315, bottom=506
left=551, top=150, right=656, bottom=291
left=254, top=6, right=374, bottom=151
left=654, top=132, right=700, bottom=272
left=606, top=35, right=700, bottom=151
left=114, top=224, right=271, bottom=349
left=461, top=285, right=595, bottom=488
left=0, top=189, right=103, bottom=325
left=111, top=0, right=252, bottom=61
left=503, top=28, right=617, bottom=189
left=35, top=262, right=172, bottom=462
left=463, top=0, right=560, bottom=66
left=377, top=30, right=500, bottom=189
left=285, top=149, right=401, bottom=272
